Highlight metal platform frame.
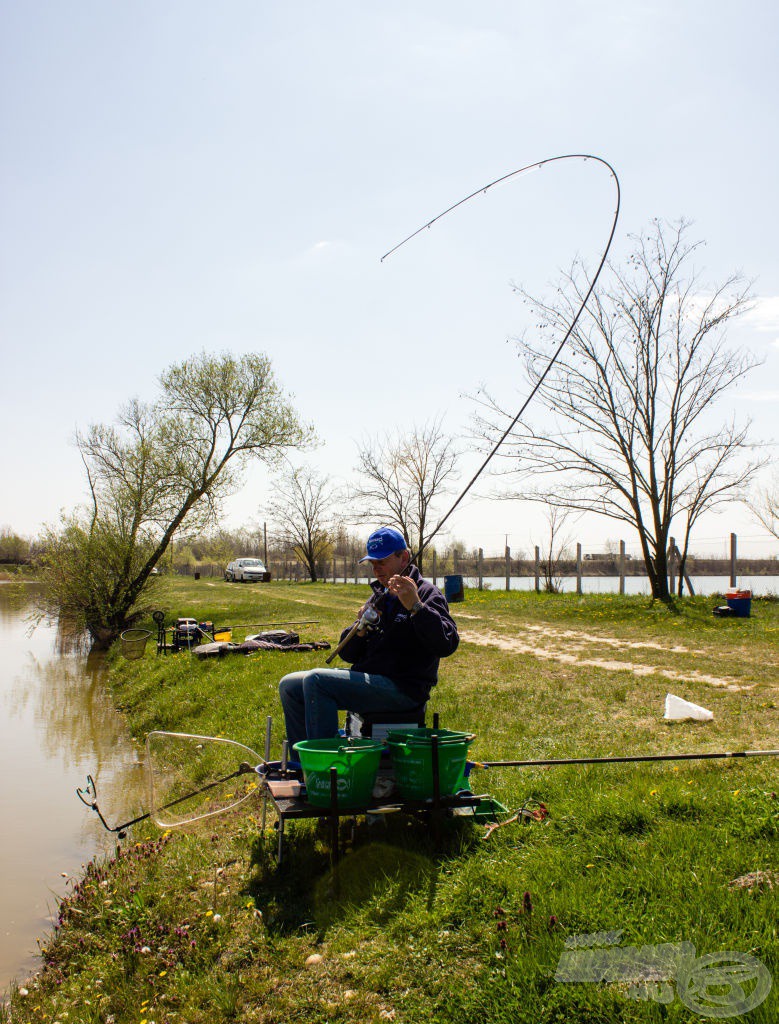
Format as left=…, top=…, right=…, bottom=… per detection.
left=258, top=714, right=485, bottom=864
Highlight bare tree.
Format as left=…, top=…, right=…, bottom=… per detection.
left=471, top=219, right=765, bottom=601
left=265, top=464, right=340, bottom=581
left=350, top=419, right=459, bottom=575
left=749, top=473, right=779, bottom=541
left=535, top=507, right=575, bottom=593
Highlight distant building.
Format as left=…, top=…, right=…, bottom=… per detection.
left=583, top=552, right=631, bottom=561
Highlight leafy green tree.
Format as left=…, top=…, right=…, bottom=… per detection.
left=40, top=352, right=311, bottom=646
left=0, top=527, right=31, bottom=564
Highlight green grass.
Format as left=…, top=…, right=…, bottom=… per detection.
left=6, top=580, right=778, bottom=1023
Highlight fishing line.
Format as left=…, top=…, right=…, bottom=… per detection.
left=382, top=153, right=621, bottom=566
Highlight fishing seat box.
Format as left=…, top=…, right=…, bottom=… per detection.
left=345, top=703, right=428, bottom=755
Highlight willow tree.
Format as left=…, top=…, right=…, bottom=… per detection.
left=471, top=220, right=764, bottom=601
left=41, top=352, right=312, bottom=646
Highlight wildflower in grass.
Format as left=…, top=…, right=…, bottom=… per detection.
left=523, top=891, right=533, bottom=915
left=548, top=915, right=559, bottom=931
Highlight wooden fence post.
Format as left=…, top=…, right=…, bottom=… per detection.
left=478, top=547, right=484, bottom=591
left=534, top=546, right=540, bottom=592
left=619, top=540, right=626, bottom=595
left=668, top=536, right=677, bottom=595
left=505, top=546, right=511, bottom=591
left=432, top=550, right=437, bottom=588
left=730, top=533, right=737, bottom=587
left=576, top=542, right=583, bottom=595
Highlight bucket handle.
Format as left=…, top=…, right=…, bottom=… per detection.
left=337, top=743, right=382, bottom=757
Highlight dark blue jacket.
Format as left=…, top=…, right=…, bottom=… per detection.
left=338, top=565, right=459, bottom=704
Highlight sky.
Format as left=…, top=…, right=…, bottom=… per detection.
left=2, top=1, right=778, bottom=560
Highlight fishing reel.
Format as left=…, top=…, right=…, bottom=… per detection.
left=358, top=606, right=381, bottom=632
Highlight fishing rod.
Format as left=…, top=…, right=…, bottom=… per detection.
left=222, top=619, right=318, bottom=633
left=476, top=749, right=779, bottom=770
left=169, top=618, right=318, bottom=648
left=327, top=154, right=621, bottom=664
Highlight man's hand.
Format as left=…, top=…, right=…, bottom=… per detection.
left=387, top=574, right=419, bottom=610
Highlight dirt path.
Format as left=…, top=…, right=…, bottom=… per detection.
left=459, top=627, right=751, bottom=691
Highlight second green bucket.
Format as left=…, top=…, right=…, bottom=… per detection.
left=293, top=737, right=384, bottom=808
left=386, top=728, right=475, bottom=800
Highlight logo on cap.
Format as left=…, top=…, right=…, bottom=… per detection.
left=359, top=526, right=407, bottom=562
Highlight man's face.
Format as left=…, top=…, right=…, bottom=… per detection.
left=368, top=550, right=408, bottom=586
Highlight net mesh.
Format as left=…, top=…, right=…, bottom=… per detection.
left=145, top=731, right=262, bottom=827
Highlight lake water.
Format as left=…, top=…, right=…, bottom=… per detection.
left=450, top=575, right=779, bottom=596
left=0, top=584, right=144, bottom=997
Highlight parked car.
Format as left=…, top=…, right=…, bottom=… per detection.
left=225, top=558, right=271, bottom=583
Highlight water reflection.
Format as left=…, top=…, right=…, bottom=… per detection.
left=0, top=584, right=145, bottom=996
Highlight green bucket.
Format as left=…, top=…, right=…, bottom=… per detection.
left=385, top=728, right=476, bottom=800
left=293, top=738, right=384, bottom=809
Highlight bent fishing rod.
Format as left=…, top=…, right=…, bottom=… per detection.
left=327, top=154, right=621, bottom=664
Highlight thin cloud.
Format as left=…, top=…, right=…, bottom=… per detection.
left=744, top=295, right=779, bottom=333
left=738, top=389, right=779, bottom=402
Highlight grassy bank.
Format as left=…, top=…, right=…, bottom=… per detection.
left=7, top=580, right=778, bottom=1023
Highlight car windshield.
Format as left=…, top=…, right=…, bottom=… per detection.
left=238, top=559, right=264, bottom=567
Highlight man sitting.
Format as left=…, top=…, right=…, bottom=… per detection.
left=278, top=527, right=459, bottom=748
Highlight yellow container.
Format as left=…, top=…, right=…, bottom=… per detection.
left=214, top=629, right=232, bottom=642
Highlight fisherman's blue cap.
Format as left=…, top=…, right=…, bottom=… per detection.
left=359, top=527, right=408, bottom=563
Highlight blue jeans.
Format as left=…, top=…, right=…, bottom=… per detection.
left=278, top=668, right=421, bottom=749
